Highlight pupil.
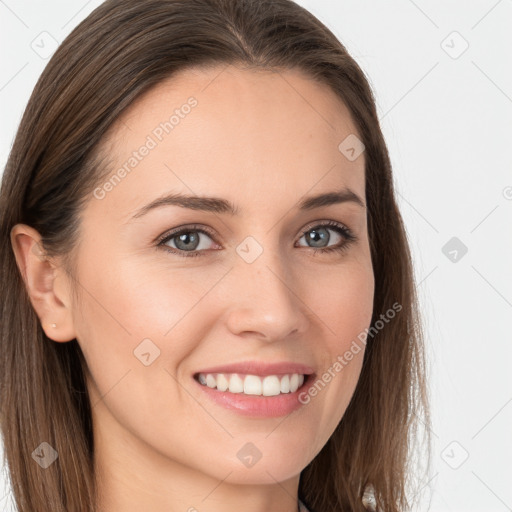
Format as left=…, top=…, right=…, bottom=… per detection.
left=176, top=232, right=199, bottom=250
left=308, top=228, right=328, bottom=248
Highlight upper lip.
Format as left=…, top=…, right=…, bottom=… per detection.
left=194, top=361, right=315, bottom=377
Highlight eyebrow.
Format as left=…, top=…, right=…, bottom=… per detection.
left=129, top=187, right=365, bottom=220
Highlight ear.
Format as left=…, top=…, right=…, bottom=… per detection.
left=10, top=224, right=77, bottom=342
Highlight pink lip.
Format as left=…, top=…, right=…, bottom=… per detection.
left=192, top=360, right=316, bottom=418
left=194, top=373, right=314, bottom=417
left=193, top=360, right=315, bottom=377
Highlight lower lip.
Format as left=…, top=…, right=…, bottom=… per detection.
left=194, top=375, right=314, bottom=418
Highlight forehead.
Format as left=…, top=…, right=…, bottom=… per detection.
left=89, top=64, right=365, bottom=221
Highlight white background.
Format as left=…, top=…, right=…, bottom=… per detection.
left=1, top=1, right=511, bottom=511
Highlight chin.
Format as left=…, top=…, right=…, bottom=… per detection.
left=206, top=453, right=308, bottom=485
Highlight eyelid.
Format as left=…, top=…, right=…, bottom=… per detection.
left=298, top=219, right=353, bottom=238
left=154, top=223, right=218, bottom=246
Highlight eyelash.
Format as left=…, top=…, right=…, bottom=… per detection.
left=155, top=220, right=357, bottom=258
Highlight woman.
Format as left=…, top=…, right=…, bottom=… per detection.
left=0, top=1, right=429, bottom=511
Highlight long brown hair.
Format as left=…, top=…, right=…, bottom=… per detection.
left=0, top=1, right=430, bottom=510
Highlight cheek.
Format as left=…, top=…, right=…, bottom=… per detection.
left=304, top=258, right=375, bottom=345
left=74, top=250, right=226, bottom=344
left=71, top=254, right=231, bottom=406
left=71, top=257, right=225, bottom=447
left=296, top=260, right=374, bottom=426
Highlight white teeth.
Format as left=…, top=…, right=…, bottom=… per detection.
left=197, top=372, right=307, bottom=396
left=244, top=375, right=262, bottom=395
left=280, top=374, right=290, bottom=393
left=290, top=373, right=299, bottom=393
left=216, top=373, right=229, bottom=392
left=262, top=376, right=281, bottom=396
left=228, top=374, right=244, bottom=393
left=206, top=374, right=217, bottom=388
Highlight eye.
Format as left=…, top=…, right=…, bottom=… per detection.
left=295, top=220, right=356, bottom=255
left=156, top=224, right=219, bottom=258
left=156, top=220, right=357, bottom=258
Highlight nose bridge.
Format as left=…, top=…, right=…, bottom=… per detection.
left=235, top=232, right=290, bottom=293
left=224, top=233, right=309, bottom=340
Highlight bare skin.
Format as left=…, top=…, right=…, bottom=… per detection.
left=11, top=64, right=374, bottom=512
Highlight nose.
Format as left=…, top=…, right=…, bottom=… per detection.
left=223, top=244, right=311, bottom=343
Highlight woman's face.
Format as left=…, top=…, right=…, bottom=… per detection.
left=60, top=65, right=374, bottom=487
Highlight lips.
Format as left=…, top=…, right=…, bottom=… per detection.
left=193, top=360, right=315, bottom=377
left=191, top=360, right=316, bottom=417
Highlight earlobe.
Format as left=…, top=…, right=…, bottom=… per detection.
left=10, top=224, right=77, bottom=343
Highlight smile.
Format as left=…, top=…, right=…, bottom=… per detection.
left=195, top=372, right=306, bottom=396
